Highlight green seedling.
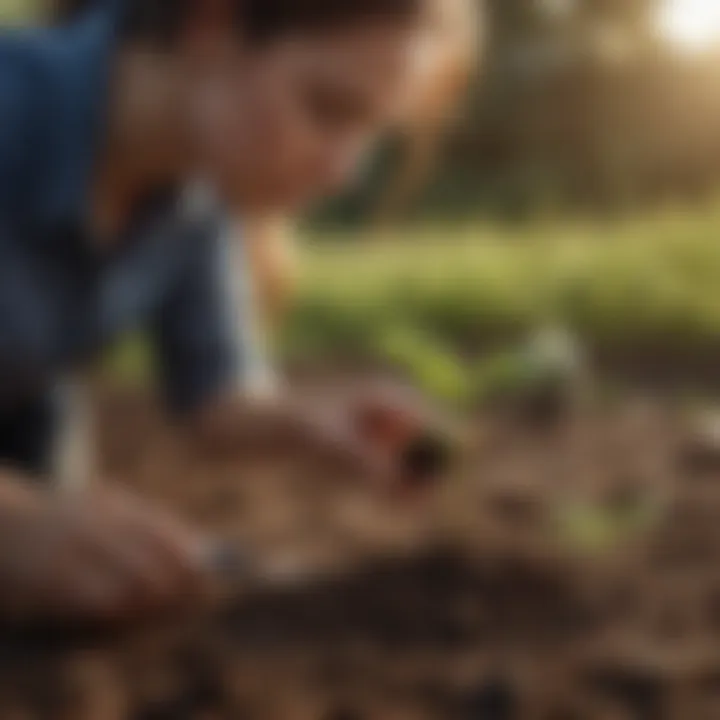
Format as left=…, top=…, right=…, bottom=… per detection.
left=377, top=325, right=471, bottom=406
left=473, top=351, right=537, bottom=404
left=378, top=323, right=587, bottom=421
left=473, top=326, right=586, bottom=420
left=552, top=492, right=666, bottom=556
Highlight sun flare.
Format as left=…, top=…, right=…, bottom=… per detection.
left=657, top=0, right=720, bottom=51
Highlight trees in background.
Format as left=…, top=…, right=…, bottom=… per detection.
left=434, top=0, right=720, bottom=217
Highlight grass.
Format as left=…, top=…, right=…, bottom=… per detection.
left=286, top=204, right=720, bottom=361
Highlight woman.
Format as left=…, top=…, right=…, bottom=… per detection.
left=241, top=0, right=479, bottom=335
left=0, top=0, right=435, bottom=625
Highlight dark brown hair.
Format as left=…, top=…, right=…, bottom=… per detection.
left=54, top=0, right=426, bottom=44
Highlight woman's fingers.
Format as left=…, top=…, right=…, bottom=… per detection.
left=95, top=488, right=210, bottom=611
left=301, top=404, right=395, bottom=483
left=0, top=486, right=212, bottom=626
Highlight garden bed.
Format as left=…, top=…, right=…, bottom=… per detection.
left=0, top=381, right=719, bottom=718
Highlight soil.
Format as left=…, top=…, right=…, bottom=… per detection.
left=1, top=383, right=720, bottom=719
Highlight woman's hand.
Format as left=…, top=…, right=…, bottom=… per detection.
left=191, top=381, right=440, bottom=494
left=0, top=480, right=209, bottom=626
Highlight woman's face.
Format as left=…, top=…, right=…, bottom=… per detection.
left=187, top=22, right=430, bottom=213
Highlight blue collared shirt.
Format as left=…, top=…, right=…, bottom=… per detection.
left=0, top=5, right=258, bottom=475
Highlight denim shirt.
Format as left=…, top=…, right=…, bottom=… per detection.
left=0, top=5, right=256, bottom=475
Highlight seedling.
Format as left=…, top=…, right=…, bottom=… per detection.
left=551, top=490, right=666, bottom=556
left=376, top=325, right=472, bottom=406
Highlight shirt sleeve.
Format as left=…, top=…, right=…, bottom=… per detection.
left=152, top=217, right=274, bottom=417
left=0, top=37, right=38, bottom=217
left=0, top=51, right=60, bottom=480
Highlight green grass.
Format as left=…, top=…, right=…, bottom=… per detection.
left=286, top=204, right=720, bottom=361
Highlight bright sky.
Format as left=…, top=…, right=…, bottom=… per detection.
left=657, top=0, right=720, bottom=51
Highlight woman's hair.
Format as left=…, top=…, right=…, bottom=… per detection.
left=53, top=0, right=426, bottom=44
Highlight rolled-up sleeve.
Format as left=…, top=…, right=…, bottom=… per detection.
left=152, top=218, right=272, bottom=417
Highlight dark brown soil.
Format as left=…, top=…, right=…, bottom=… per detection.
left=2, top=384, right=720, bottom=719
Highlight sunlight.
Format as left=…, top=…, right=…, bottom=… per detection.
left=657, top=0, right=720, bottom=51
